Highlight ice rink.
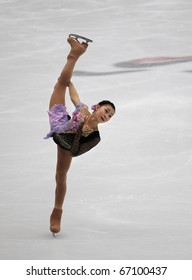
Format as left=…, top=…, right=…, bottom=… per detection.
left=0, top=0, right=192, bottom=260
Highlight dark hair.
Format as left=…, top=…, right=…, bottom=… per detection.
left=98, top=100, right=116, bottom=112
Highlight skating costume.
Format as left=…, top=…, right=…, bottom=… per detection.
left=45, top=103, right=101, bottom=157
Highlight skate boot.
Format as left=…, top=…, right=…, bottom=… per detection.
left=50, top=208, right=63, bottom=237
left=67, top=33, right=92, bottom=60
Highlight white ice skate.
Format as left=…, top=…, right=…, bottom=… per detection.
left=69, top=33, right=93, bottom=43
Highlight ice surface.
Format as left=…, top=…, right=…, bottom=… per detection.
left=0, top=0, right=192, bottom=260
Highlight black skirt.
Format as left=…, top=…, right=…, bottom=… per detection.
left=52, top=132, right=76, bottom=151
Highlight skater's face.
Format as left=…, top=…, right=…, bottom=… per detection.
left=94, top=105, right=115, bottom=123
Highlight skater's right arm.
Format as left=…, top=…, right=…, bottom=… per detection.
left=68, top=82, right=81, bottom=106
left=69, top=81, right=90, bottom=121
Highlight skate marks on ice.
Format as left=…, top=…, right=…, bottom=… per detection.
left=96, top=194, right=192, bottom=230
left=73, top=56, right=192, bottom=76
left=124, top=122, right=192, bottom=178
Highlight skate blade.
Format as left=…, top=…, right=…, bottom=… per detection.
left=52, top=232, right=56, bottom=238
left=69, top=33, right=93, bottom=43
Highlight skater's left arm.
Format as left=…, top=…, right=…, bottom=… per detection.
left=68, top=82, right=81, bottom=106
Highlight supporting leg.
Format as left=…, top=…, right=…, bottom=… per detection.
left=50, top=147, right=72, bottom=235
left=54, top=147, right=72, bottom=209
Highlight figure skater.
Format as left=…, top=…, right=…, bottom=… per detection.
left=45, top=34, right=116, bottom=236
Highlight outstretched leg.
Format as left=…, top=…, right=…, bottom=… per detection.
left=50, top=147, right=72, bottom=235
left=49, top=36, right=88, bottom=109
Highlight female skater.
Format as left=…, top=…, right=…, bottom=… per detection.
left=45, top=34, right=116, bottom=236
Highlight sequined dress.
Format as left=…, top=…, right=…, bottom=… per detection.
left=45, top=103, right=101, bottom=156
